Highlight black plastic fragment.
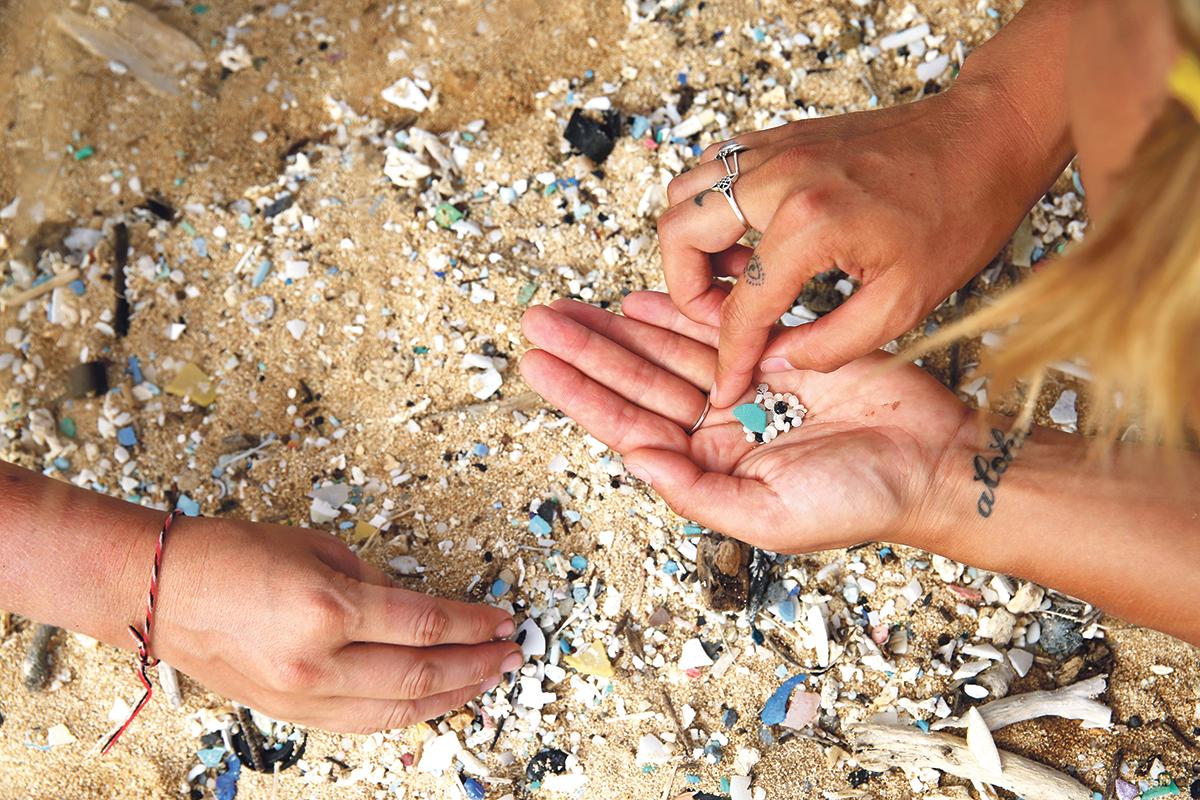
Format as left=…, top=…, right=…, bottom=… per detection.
left=263, top=193, right=295, bottom=219
left=564, top=109, right=623, bottom=164
left=141, top=197, right=178, bottom=221
left=64, top=361, right=109, bottom=399
left=113, top=222, right=130, bottom=337
left=525, top=748, right=569, bottom=783
left=23, top=624, right=59, bottom=691
left=231, top=718, right=306, bottom=773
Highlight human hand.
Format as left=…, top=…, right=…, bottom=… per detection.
left=520, top=293, right=968, bottom=552
left=659, top=85, right=1059, bottom=407
left=150, top=518, right=521, bottom=733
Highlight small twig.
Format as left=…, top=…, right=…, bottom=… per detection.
left=0, top=269, right=82, bottom=310
left=931, top=675, right=1111, bottom=732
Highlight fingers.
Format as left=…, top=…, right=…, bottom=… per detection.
left=620, top=291, right=720, bottom=348
left=545, top=299, right=717, bottom=390
left=332, top=641, right=521, bottom=700
left=658, top=167, right=790, bottom=328
left=519, top=349, right=690, bottom=455
left=326, top=681, right=491, bottom=734
left=759, top=272, right=921, bottom=373
left=711, top=201, right=833, bottom=407
left=623, top=447, right=784, bottom=539
left=522, top=305, right=707, bottom=427
left=666, top=146, right=776, bottom=206
left=699, top=122, right=798, bottom=163
left=349, top=584, right=515, bottom=647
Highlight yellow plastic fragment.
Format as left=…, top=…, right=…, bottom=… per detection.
left=562, top=641, right=614, bottom=678
left=164, top=362, right=217, bottom=406
left=351, top=521, right=377, bottom=543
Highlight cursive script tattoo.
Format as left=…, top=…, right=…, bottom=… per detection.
left=972, top=428, right=1027, bottom=518
left=694, top=191, right=707, bottom=208
left=745, top=254, right=765, bottom=286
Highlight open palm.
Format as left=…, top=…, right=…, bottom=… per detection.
left=520, top=292, right=970, bottom=553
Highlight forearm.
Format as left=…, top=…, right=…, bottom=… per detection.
left=919, top=414, right=1200, bottom=645
left=950, top=0, right=1078, bottom=225
left=0, top=459, right=161, bottom=648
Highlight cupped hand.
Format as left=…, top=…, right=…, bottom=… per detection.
left=520, top=293, right=969, bottom=552
left=658, top=86, right=1052, bottom=407
left=151, top=518, right=521, bottom=733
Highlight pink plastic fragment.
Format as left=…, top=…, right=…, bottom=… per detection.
left=780, top=689, right=820, bottom=730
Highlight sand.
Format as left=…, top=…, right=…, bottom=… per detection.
left=1, top=1, right=1197, bottom=799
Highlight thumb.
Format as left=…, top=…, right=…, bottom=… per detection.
left=760, top=276, right=913, bottom=374
left=624, top=448, right=780, bottom=541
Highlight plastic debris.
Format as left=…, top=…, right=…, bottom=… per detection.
left=965, top=706, right=1002, bottom=777
left=563, top=108, right=623, bottom=164
left=165, top=362, right=217, bottom=406
left=562, top=641, right=614, bottom=678
left=760, top=674, right=807, bottom=726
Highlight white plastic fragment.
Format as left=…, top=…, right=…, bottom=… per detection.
left=517, top=618, right=547, bottom=660
left=635, top=734, right=671, bottom=765
left=880, top=23, right=930, bottom=50
left=286, top=319, right=307, bottom=341
left=1049, top=390, right=1078, bottom=427
left=965, top=706, right=1003, bottom=777
left=381, top=77, right=433, bottom=112
left=678, top=638, right=714, bottom=670
left=416, top=731, right=461, bottom=772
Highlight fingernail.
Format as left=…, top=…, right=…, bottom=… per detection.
left=480, top=675, right=502, bottom=693
left=500, top=652, right=524, bottom=674
left=493, top=618, right=515, bottom=640
left=625, top=464, right=652, bottom=486
left=760, top=357, right=793, bottom=373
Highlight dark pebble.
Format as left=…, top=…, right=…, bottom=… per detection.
left=774, top=401, right=787, bottom=414
left=847, top=768, right=873, bottom=788
left=1128, top=714, right=1143, bottom=729
left=526, top=748, right=569, bottom=783
left=1191, top=778, right=1200, bottom=799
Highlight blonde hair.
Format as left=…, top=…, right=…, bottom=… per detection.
left=910, top=9, right=1200, bottom=448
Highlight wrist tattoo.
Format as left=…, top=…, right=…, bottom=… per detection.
left=745, top=254, right=765, bottom=286
left=694, top=191, right=707, bottom=208
left=972, top=428, right=1027, bottom=518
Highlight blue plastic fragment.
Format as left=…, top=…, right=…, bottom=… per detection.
left=760, top=674, right=807, bottom=725
left=472, top=442, right=490, bottom=457
left=914, top=719, right=930, bottom=732
left=491, top=579, right=509, bottom=597
left=176, top=495, right=201, bottom=517
left=117, top=426, right=138, bottom=447
left=722, top=708, right=739, bottom=729
left=777, top=600, right=797, bottom=624
left=571, top=585, right=589, bottom=603
left=68, top=279, right=87, bottom=296
left=682, top=523, right=703, bottom=536
left=192, top=237, right=208, bottom=258
left=252, top=259, right=273, bottom=288
left=569, top=555, right=588, bottom=571
left=631, top=115, right=651, bottom=138
left=463, top=777, right=485, bottom=800
left=685, top=774, right=700, bottom=784
left=53, top=457, right=70, bottom=471
left=128, top=355, right=144, bottom=384
left=733, top=403, right=767, bottom=433
left=662, top=560, right=679, bottom=575
left=198, top=746, right=225, bottom=767
left=214, top=755, right=241, bottom=800
left=528, top=516, right=552, bottom=536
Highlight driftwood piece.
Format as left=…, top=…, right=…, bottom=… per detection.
left=56, top=3, right=203, bottom=96
left=0, top=268, right=81, bottom=310
left=932, top=675, right=1111, bottom=732
left=696, top=533, right=751, bottom=611
left=850, top=723, right=1092, bottom=800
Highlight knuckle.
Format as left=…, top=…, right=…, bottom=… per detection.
left=666, top=174, right=689, bottom=204
left=274, top=656, right=321, bottom=693
left=408, top=602, right=450, bottom=646
left=302, top=587, right=354, bottom=640
left=400, top=660, right=438, bottom=699
left=719, top=298, right=756, bottom=332
left=382, top=701, right=418, bottom=731
left=781, top=186, right=832, bottom=223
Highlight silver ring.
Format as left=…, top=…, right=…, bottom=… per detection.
left=710, top=174, right=749, bottom=229
left=715, top=142, right=749, bottom=177
left=689, top=395, right=711, bottom=435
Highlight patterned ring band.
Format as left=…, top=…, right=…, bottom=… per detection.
left=715, top=142, right=749, bottom=177
left=710, top=174, right=750, bottom=230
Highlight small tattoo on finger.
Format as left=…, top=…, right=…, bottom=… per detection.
left=694, top=191, right=707, bottom=208
left=745, top=254, right=765, bottom=286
